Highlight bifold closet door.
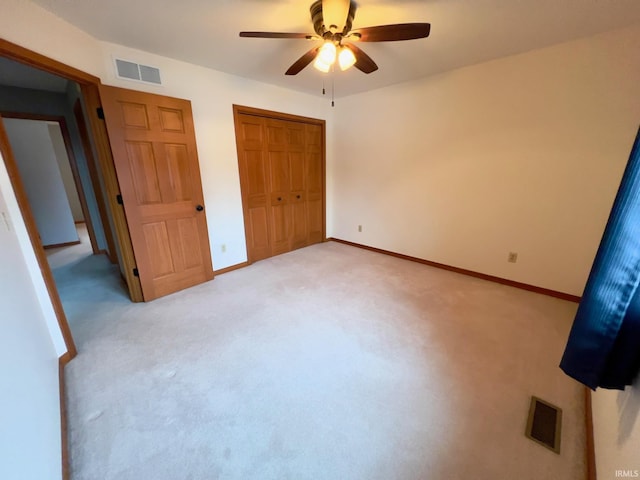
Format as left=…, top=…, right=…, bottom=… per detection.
left=265, top=119, right=292, bottom=256
left=235, top=111, right=324, bottom=263
left=236, top=114, right=272, bottom=262
left=305, top=123, right=324, bottom=245
left=267, top=119, right=308, bottom=252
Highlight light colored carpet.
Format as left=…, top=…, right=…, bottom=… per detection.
left=49, top=228, right=586, bottom=480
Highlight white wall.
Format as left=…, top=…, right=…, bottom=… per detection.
left=0, top=0, right=106, bottom=79
left=4, top=118, right=79, bottom=246
left=592, top=380, right=640, bottom=478
left=0, top=149, right=63, bottom=480
left=330, top=24, right=640, bottom=297
left=0, top=140, right=68, bottom=356
left=0, top=85, right=109, bottom=252
left=48, top=122, right=83, bottom=222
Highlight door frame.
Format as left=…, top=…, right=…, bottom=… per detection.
left=232, top=104, right=327, bottom=263
left=0, top=39, right=145, bottom=357
left=72, top=98, right=118, bottom=263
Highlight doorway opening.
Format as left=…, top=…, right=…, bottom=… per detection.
left=1, top=113, right=107, bottom=253
left=0, top=39, right=144, bottom=360
left=0, top=39, right=218, bottom=353
left=1, top=111, right=130, bottom=335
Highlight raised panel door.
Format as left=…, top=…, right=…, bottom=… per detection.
left=306, top=124, right=324, bottom=244
left=236, top=114, right=271, bottom=262
left=234, top=108, right=325, bottom=263
left=287, top=121, right=307, bottom=250
left=267, top=120, right=290, bottom=255
left=99, top=86, right=214, bottom=300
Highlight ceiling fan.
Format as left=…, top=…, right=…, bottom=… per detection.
left=239, top=0, right=431, bottom=75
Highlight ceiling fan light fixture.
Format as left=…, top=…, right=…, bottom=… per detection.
left=338, top=46, right=356, bottom=71
left=240, top=1, right=430, bottom=77
left=313, top=56, right=332, bottom=72
left=318, top=41, right=337, bottom=64
left=313, top=41, right=337, bottom=72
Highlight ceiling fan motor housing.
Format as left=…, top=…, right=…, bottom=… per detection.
left=310, top=0, right=356, bottom=38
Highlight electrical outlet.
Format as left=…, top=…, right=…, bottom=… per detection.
left=508, top=252, right=518, bottom=263
left=358, top=225, right=362, bottom=232
left=221, top=244, right=226, bottom=253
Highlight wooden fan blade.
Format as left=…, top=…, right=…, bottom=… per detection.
left=347, top=44, right=378, bottom=74
left=240, top=32, right=312, bottom=39
left=351, top=23, right=431, bottom=42
left=285, top=47, right=320, bottom=75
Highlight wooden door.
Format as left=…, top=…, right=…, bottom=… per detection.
left=266, top=119, right=291, bottom=256
left=234, top=106, right=325, bottom=263
left=265, top=119, right=309, bottom=253
left=305, top=123, right=324, bottom=245
left=235, top=114, right=271, bottom=263
left=287, top=121, right=308, bottom=250
left=99, top=86, right=214, bottom=300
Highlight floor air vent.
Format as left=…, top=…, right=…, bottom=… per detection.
left=525, top=396, right=562, bottom=454
left=115, top=59, right=162, bottom=85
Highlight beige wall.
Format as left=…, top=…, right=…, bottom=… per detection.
left=592, top=380, right=640, bottom=478
left=328, top=24, right=640, bottom=472
left=330, top=24, right=640, bottom=297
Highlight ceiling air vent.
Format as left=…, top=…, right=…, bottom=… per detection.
left=114, top=59, right=162, bottom=85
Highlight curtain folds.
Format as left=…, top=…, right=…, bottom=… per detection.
left=560, top=127, right=640, bottom=390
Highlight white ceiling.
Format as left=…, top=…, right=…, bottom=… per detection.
left=30, top=0, right=640, bottom=98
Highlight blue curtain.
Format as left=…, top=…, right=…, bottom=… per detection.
left=560, top=127, right=640, bottom=390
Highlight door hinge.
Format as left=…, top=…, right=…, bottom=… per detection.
left=96, top=107, right=105, bottom=119
left=133, top=268, right=139, bottom=277
left=116, top=194, right=123, bottom=205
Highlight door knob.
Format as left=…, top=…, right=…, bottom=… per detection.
left=196, top=204, right=204, bottom=211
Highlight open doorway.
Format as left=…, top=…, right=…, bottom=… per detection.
left=2, top=114, right=104, bottom=252
left=0, top=66, right=129, bottom=344
left=0, top=39, right=217, bottom=354
left=0, top=39, right=147, bottom=360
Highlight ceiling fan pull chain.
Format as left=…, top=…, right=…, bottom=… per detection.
left=322, top=78, right=326, bottom=95
left=331, top=76, right=335, bottom=107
